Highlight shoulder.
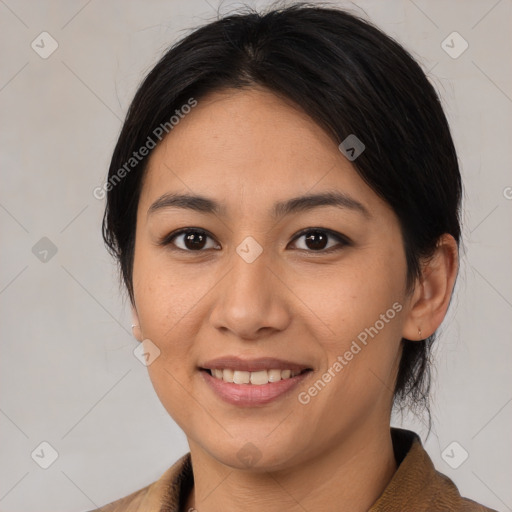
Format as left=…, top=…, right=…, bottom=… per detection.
left=369, top=428, right=498, bottom=512
left=84, top=453, right=192, bottom=512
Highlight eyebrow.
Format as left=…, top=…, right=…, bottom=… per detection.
left=147, top=190, right=371, bottom=220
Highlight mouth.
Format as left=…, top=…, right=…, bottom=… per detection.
left=198, top=357, right=313, bottom=406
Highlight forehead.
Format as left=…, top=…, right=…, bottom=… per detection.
left=139, top=87, right=385, bottom=218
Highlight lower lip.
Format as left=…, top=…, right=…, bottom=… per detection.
left=201, top=370, right=311, bottom=407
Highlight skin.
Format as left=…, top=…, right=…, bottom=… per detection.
left=131, top=87, right=458, bottom=512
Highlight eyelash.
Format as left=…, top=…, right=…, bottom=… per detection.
left=159, top=227, right=351, bottom=254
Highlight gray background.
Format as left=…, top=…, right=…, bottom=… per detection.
left=0, top=0, right=511, bottom=511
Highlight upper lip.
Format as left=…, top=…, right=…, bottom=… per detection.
left=200, top=356, right=312, bottom=373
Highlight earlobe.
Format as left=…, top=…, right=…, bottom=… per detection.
left=131, top=306, right=143, bottom=342
left=402, top=234, right=459, bottom=341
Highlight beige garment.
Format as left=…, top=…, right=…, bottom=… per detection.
left=88, top=428, right=497, bottom=512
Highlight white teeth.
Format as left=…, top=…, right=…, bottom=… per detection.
left=250, top=370, right=268, bottom=385
left=268, top=369, right=282, bottom=382
left=280, top=369, right=291, bottom=379
left=233, top=370, right=250, bottom=384
left=222, top=369, right=234, bottom=383
left=209, top=368, right=305, bottom=384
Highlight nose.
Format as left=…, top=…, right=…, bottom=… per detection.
left=209, top=241, right=291, bottom=341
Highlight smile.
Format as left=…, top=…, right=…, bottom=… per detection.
left=199, top=356, right=313, bottom=406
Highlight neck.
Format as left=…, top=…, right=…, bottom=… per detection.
left=185, top=424, right=397, bottom=512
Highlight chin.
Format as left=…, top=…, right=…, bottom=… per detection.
left=201, top=434, right=307, bottom=472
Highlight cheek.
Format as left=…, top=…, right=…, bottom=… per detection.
left=300, top=301, right=404, bottom=430
left=295, top=248, right=406, bottom=403
left=135, top=276, right=199, bottom=370
left=132, top=247, right=199, bottom=395
left=135, top=269, right=203, bottom=426
left=292, top=251, right=405, bottom=346
left=133, top=240, right=209, bottom=333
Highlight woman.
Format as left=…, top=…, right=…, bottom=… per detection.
left=93, top=3, right=497, bottom=511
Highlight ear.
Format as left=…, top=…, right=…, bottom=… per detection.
left=131, top=306, right=143, bottom=342
left=402, top=234, right=459, bottom=341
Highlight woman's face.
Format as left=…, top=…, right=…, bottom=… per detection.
left=132, top=87, right=413, bottom=470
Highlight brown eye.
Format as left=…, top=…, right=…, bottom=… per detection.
left=290, top=228, right=350, bottom=253
left=162, top=229, right=219, bottom=252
